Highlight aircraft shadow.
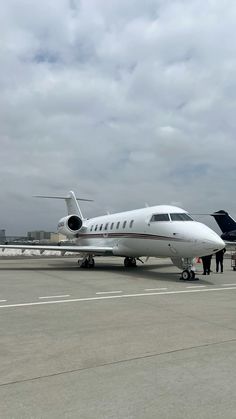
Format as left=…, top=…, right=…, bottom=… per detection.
left=93, top=263, right=214, bottom=284
left=0, top=259, right=214, bottom=285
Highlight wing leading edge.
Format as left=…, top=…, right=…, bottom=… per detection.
left=0, top=244, right=114, bottom=256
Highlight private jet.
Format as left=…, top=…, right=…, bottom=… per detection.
left=0, top=191, right=225, bottom=280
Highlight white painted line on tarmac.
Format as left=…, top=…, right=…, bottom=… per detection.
left=222, top=283, right=236, bottom=286
left=0, top=300, right=7, bottom=302
left=96, top=291, right=122, bottom=295
left=186, top=285, right=206, bottom=288
left=145, top=288, right=168, bottom=291
left=0, top=286, right=236, bottom=309
left=39, top=295, right=71, bottom=299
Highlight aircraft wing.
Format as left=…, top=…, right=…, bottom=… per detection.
left=0, top=244, right=114, bottom=256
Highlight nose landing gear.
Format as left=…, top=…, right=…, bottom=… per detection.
left=180, top=258, right=198, bottom=281
left=181, top=269, right=195, bottom=280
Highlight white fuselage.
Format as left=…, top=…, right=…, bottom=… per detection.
left=74, top=205, right=225, bottom=258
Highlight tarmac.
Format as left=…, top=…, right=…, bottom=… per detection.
left=0, top=255, right=236, bottom=418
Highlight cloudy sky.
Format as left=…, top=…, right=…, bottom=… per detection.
left=1, top=0, right=236, bottom=235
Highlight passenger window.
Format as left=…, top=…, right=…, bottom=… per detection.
left=90, top=225, right=93, bottom=231
left=104, top=223, right=109, bottom=230
left=116, top=221, right=120, bottom=229
left=95, top=225, right=98, bottom=231
left=99, top=224, right=103, bottom=231
left=129, top=220, right=134, bottom=228
left=123, top=221, right=127, bottom=228
left=110, top=222, right=114, bottom=230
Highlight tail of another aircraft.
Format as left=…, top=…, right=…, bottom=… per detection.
left=34, top=190, right=93, bottom=219
left=211, top=210, right=236, bottom=233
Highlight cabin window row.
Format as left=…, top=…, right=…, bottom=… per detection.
left=90, top=220, right=134, bottom=232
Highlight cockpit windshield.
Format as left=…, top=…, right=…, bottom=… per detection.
left=150, top=214, right=170, bottom=222
left=150, top=213, right=193, bottom=222
left=170, top=213, right=193, bottom=221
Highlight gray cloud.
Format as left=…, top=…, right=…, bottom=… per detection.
left=1, top=0, right=236, bottom=234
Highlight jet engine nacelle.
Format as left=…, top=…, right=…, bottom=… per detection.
left=57, top=215, right=83, bottom=237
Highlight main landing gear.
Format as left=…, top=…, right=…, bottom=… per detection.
left=124, top=257, right=137, bottom=268
left=78, top=255, right=95, bottom=268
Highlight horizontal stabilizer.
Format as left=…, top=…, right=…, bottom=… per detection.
left=34, top=190, right=93, bottom=218
left=34, top=195, right=93, bottom=202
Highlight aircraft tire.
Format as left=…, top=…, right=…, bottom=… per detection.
left=88, top=258, right=95, bottom=268
left=124, top=257, right=130, bottom=267
left=80, top=259, right=89, bottom=268
left=124, top=257, right=137, bottom=268
left=181, top=269, right=191, bottom=280
left=131, top=258, right=137, bottom=267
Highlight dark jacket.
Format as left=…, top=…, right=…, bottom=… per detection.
left=215, top=248, right=226, bottom=262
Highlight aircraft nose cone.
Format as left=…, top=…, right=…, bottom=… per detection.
left=199, top=229, right=225, bottom=255
left=205, top=236, right=225, bottom=250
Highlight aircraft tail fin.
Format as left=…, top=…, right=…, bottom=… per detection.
left=211, top=210, right=236, bottom=233
left=34, top=191, right=93, bottom=219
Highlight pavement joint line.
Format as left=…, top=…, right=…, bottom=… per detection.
left=145, top=288, right=168, bottom=291
left=1, top=286, right=236, bottom=309
left=186, top=285, right=206, bottom=288
left=1, top=337, right=236, bottom=388
left=0, top=300, right=7, bottom=302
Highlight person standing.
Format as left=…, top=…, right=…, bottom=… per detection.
left=201, top=254, right=213, bottom=275
left=215, top=247, right=226, bottom=273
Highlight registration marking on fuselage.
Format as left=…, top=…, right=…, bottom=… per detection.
left=0, top=286, right=236, bottom=309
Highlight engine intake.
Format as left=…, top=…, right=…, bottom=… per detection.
left=68, top=215, right=82, bottom=231
left=58, top=215, right=83, bottom=237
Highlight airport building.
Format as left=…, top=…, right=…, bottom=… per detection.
left=27, top=231, right=67, bottom=243
left=27, top=231, right=51, bottom=241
